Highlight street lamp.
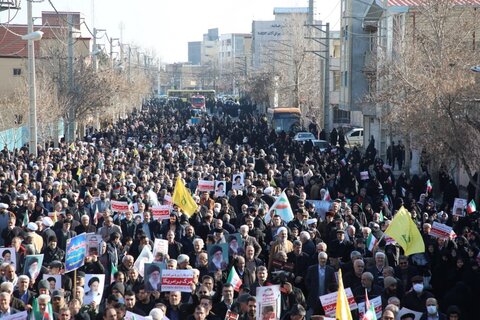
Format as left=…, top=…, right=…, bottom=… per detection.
left=24, top=0, right=43, bottom=157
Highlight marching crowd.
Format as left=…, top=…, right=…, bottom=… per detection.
left=0, top=99, right=478, bottom=320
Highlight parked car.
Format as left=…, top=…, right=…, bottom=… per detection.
left=312, top=139, right=331, bottom=152
left=293, top=132, right=315, bottom=142
left=344, top=128, right=364, bottom=147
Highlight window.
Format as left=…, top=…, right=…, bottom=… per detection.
left=343, top=71, right=348, bottom=87
left=351, top=131, right=360, bottom=137
left=13, top=68, right=21, bottom=76
left=333, top=44, right=341, bottom=58
left=333, top=106, right=351, bottom=124
left=333, top=71, right=341, bottom=91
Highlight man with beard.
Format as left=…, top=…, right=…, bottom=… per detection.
left=208, top=245, right=227, bottom=272
left=145, top=264, right=161, bottom=292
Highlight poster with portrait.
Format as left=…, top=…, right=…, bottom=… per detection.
left=232, top=173, right=245, bottom=190
left=207, top=243, right=229, bottom=272
left=255, top=285, right=282, bottom=320
left=42, top=274, right=62, bottom=290
left=215, top=180, right=226, bottom=197
left=133, top=213, right=144, bottom=224
left=23, top=254, right=44, bottom=281
left=452, top=198, right=467, bottom=217
left=0, top=247, right=16, bottom=269
left=144, top=262, right=166, bottom=292
left=134, top=245, right=154, bottom=277
left=227, top=233, right=245, bottom=257
left=83, top=274, right=106, bottom=306
left=86, top=233, right=102, bottom=257
left=152, top=239, right=169, bottom=259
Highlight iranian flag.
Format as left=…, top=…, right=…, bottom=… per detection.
left=226, top=267, right=242, bottom=292
left=366, top=233, right=378, bottom=252
left=110, top=263, right=118, bottom=284
left=323, top=189, right=331, bottom=201
left=426, top=179, right=433, bottom=193
left=467, top=199, right=477, bottom=214
left=362, top=289, right=377, bottom=320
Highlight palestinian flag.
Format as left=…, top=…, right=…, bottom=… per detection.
left=467, top=199, right=477, bottom=214
left=362, top=289, right=377, bottom=320
left=426, top=180, right=433, bottom=193
left=226, top=267, right=242, bottom=292
left=366, top=233, right=378, bottom=252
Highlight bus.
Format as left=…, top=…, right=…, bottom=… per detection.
left=191, top=95, right=206, bottom=111
left=267, top=107, right=302, bottom=133
left=166, top=90, right=216, bottom=101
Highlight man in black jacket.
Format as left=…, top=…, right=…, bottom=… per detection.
left=304, top=252, right=336, bottom=316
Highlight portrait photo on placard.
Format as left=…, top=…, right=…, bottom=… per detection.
left=43, top=274, right=62, bottom=290
left=232, top=174, right=245, bottom=190
left=23, top=254, right=44, bottom=281
left=144, top=263, right=164, bottom=292
left=215, top=181, right=226, bottom=197
left=207, top=243, right=228, bottom=272
left=83, top=274, right=105, bottom=305
left=0, top=247, right=16, bottom=269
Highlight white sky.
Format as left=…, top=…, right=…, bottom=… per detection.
left=1, top=0, right=341, bottom=63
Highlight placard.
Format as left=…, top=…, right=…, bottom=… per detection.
left=0, top=247, right=16, bottom=269
left=86, top=233, right=102, bottom=257
left=429, top=222, right=456, bottom=239
left=111, top=200, right=131, bottom=213
left=23, top=254, right=44, bottom=281
left=42, top=274, right=62, bottom=290
left=125, top=311, right=151, bottom=320
left=84, top=274, right=105, bottom=306
left=215, top=181, right=226, bottom=197
left=65, top=233, right=87, bottom=272
left=160, top=269, right=194, bottom=292
left=207, top=243, right=229, bottom=272
left=319, top=288, right=358, bottom=317
left=397, top=307, right=423, bottom=320
left=232, top=173, right=245, bottom=190
left=197, top=180, right=215, bottom=192
left=151, top=205, right=171, bottom=220
left=2, top=311, right=28, bottom=320
left=452, top=198, right=467, bottom=217
left=360, top=171, right=369, bottom=180
left=255, top=285, right=281, bottom=320
left=144, top=262, right=165, bottom=292
left=153, top=239, right=169, bottom=257
left=134, top=245, right=154, bottom=277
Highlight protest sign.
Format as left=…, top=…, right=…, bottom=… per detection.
left=225, top=310, right=239, bottom=320
left=111, top=200, right=131, bottom=213
left=360, top=171, right=369, bottom=180
left=0, top=247, right=16, bottom=269
left=232, top=174, right=245, bottom=190
left=161, top=269, right=194, bottom=292
left=86, top=233, right=102, bottom=257
left=23, top=254, right=44, bottom=281
left=84, top=274, right=106, bottom=306
left=2, top=311, right=28, bottom=320
left=429, top=222, right=456, bottom=239
left=125, top=311, right=152, bottom=320
left=397, top=307, right=423, bottom=320
left=151, top=205, right=171, bottom=220
left=453, top=198, right=467, bottom=217
left=65, top=233, right=87, bottom=272
left=215, top=180, right=226, bottom=197
left=358, top=296, right=382, bottom=319
left=42, top=274, right=62, bottom=290
left=197, top=180, right=215, bottom=192
left=319, top=288, right=358, bottom=317
left=153, top=239, right=169, bottom=257
left=256, top=285, right=282, bottom=320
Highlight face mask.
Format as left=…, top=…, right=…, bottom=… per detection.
left=427, top=306, right=437, bottom=314
left=413, top=283, right=423, bottom=293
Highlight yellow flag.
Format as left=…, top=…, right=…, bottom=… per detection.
left=335, top=269, right=352, bottom=320
left=215, top=136, right=221, bottom=145
left=172, top=176, right=198, bottom=217
left=270, top=177, right=277, bottom=187
left=69, top=143, right=75, bottom=151
left=385, top=206, right=425, bottom=256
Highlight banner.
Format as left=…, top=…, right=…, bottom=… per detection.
left=111, top=200, right=131, bottom=213
left=23, top=254, right=44, bottom=281
left=255, top=285, right=282, bottom=320
left=86, top=233, right=102, bottom=257
left=306, top=199, right=330, bottom=220
left=151, top=205, right=171, bottom=220
left=225, top=310, right=239, bottom=320
left=65, top=233, right=87, bottom=272
left=232, top=174, right=245, bottom=190
left=452, top=198, right=467, bottom=217
left=429, top=222, right=456, bottom=239
left=319, top=288, right=358, bottom=317
left=215, top=181, right=226, bottom=197
left=197, top=180, right=215, bottom=192
left=360, top=171, right=369, bottom=180
left=358, top=296, right=382, bottom=319
left=161, top=269, right=194, bottom=292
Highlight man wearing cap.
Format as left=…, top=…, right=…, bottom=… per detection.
left=52, top=289, right=66, bottom=316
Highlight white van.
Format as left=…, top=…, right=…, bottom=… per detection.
left=344, top=128, right=364, bottom=147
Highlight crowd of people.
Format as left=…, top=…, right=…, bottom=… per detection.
left=0, top=99, right=478, bottom=320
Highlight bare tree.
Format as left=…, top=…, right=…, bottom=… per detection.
left=368, top=0, right=480, bottom=195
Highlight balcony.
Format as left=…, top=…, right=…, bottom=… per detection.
left=362, top=20, right=378, bottom=33
left=363, top=50, right=377, bottom=75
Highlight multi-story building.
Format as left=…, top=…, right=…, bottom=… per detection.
left=188, top=41, right=201, bottom=65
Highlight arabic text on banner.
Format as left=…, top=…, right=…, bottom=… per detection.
left=255, top=285, right=282, bottom=320
left=111, top=200, right=131, bottom=213
left=161, top=269, right=194, bottom=292
left=319, top=288, right=358, bottom=317
left=65, top=233, right=87, bottom=273
left=151, top=205, right=171, bottom=220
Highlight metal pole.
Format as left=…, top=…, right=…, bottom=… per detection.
left=323, top=23, right=331, bottom=134
left=67, top=14, right=75, bottom=142
left=128, top=45, right=131, bottom=83
left=157, top=59, right=161, bottom=96
left=27, top=0, right=38, bottom=156
left=92, top=28, right=98, bottom=71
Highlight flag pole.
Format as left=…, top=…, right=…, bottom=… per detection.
left=73, top=269, right=77, bottom=299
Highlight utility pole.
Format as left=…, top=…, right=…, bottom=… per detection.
left=27, top=0, right=37, bottom=156
left=66, top=14, right=75, bottom=142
